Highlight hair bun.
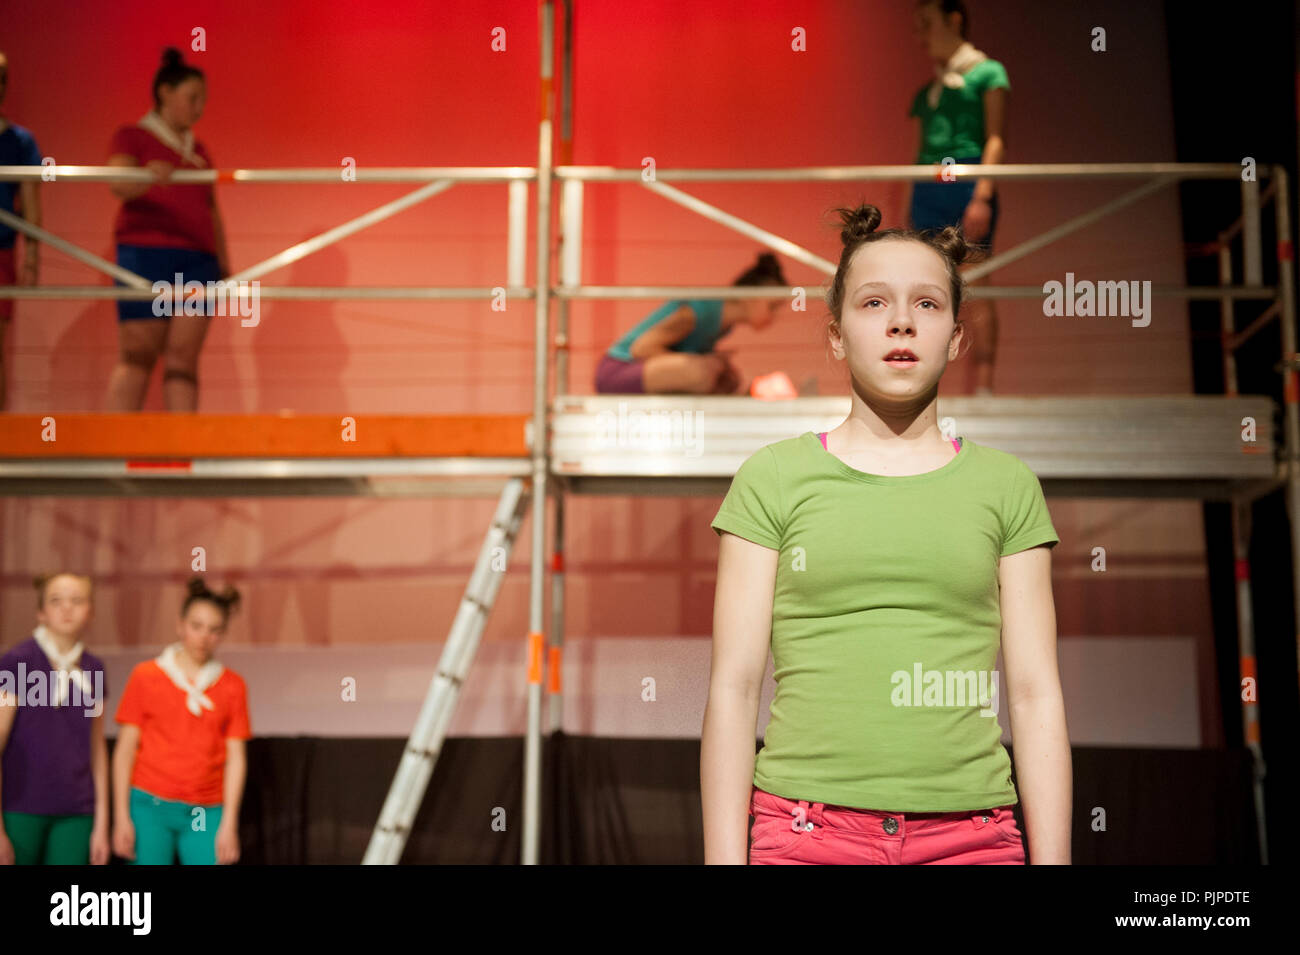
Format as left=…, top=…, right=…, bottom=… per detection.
left=218, top=585, right=242, bottom=614
left=837, top=204, right=882, bottom=247
left=929, top=224, right=971, bottom=267
left=161, top=46, right=184, bottom=68
left=186, top=576, right=208, bottom=596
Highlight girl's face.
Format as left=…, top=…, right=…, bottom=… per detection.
left=828, top=239, right=961, bottom=400
left=37, top=575, right=92, bottom=640
left=158, top=76, right=206, bottom=129
left=742, top=286, right=786, bottom=330
left=177, top=600, right=225, bottom=664
left=913, top=3, right=963, bottom=60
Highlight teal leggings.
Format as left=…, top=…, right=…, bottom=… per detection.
left=2, top=811, right=93, bottom=865
left=129, top=787, right=223, bottom=865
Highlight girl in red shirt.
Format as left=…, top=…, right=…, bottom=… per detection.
left=112, top=578, right=250, bottom=865
left=105, top=47, right=231, bottom=412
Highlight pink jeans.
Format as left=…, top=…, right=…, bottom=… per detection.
left=748, top=787, right=1026, bottom=865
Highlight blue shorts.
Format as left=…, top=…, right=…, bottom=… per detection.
left=115, top=244, right=222, bottom=321
left=909, top=155, right=998, bottom=253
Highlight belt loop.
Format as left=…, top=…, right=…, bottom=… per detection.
left=809, top=801, right=826, bottom=840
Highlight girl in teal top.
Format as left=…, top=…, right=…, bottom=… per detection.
left=702, top=205, right=1067, bottom=866
left=905, top=0, right=1009, bottom=396
left=595, top=252, right=788, bottom=394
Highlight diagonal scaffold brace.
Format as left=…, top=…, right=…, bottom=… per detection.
left=362, top=476, right=532, bottom=864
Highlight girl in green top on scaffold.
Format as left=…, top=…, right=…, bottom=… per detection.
left=702, top=204, right=1068, bottom=865
left=594, top=252, right=789, bottom=396
left=905, top=0, right=1008, bottom=395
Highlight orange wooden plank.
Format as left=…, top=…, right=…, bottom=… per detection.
left=0, top=414, right=530, bottom=458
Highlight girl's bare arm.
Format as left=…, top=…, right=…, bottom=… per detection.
left=91, top=713, right=109, bottom=836
left=702, top=531, right=777, bottom=864
left=211, top=198, right=230, bottom=277
left=974, top=87, right=1007, bottom=202
left=0, top=692, right=14, bottom=847
left=111, top=723, right=140, bottom=822
left=221, top=737, right=247, bottom=821
left=107, top=154, right=151, bottom=201
left=628, top=305, right=695, bottom=359
left=1000, top=543, right=1071, bottom=864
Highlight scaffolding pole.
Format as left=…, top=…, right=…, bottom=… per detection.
left=1219, top=207, right=1269, bottom=865
left=521, top=0, right=556, bottom=867
left=1274, top=166, right=1300, bottom=691
left=550, top=0, right=576, bottom=737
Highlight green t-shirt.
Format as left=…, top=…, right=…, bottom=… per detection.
left=710, top=431, right=1058, bottom=812
left=909, top=59, right=1010, bottom=164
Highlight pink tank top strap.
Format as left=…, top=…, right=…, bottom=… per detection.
left=818, top=432, right=960, bottom=452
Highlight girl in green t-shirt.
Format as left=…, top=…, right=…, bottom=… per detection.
left=703, top=204, right=1067, bottom=865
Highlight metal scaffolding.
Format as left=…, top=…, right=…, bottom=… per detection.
left=0, top=0, right=1292, bottom=866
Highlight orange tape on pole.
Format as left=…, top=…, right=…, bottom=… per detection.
left=550, top=551, right=564, bottom=573
left=1241, top=654, right=1259, bottom=743
left=1241, top=656, right=1256, bottom=681
left=126, top=460, right=192, bottom=472
left=1279, top=239, right=1294, bottom=262
left=547, top=646, right=562, bottom=694
left=216, top=169, right=237, bottom=184
left=539, top=76, right=553, bottom=123
left=1285, top=368, right=1299, bottom=405
left=1234, top=558, right=1250, bottom=581
left=527, top=631, right=545, bottom=684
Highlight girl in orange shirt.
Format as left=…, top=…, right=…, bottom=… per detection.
left=112, top=578, right=250, bottom=865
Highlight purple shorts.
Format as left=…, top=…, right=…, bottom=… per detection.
left=595, top=353, right=645, bottom=394
left=748, top=787, right=1026, bottom=865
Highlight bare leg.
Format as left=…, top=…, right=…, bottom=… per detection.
left=161, top=315, right=212, bottom=411
left=972, top=301, right=998, bottom=394
left=105, top=319, right=168, bottom=411
left=967, top=274, right=998, bottom=395
left=642, top=352, right=725, bottom=394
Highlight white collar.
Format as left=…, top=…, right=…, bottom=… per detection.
left=155, top=643, right=224, bottom=716
left=137, top=111, right=206, bottom=167
left=33, top=625, right=93, bottom=706
left=928, top=41, right=988, bottom=108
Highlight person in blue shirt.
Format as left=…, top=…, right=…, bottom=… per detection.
left=595, top=252, right=787, bottom=394
left=0, top=50, right=43, bottom=410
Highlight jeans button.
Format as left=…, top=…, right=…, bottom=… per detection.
left=982, top=816, right=990, bottom=823
left=882, top=817, right=899, bottom=835
left=805, top=822, right=814, bottom=831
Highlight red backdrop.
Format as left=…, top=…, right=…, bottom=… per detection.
left=0, top=1, right=1220, bottom=744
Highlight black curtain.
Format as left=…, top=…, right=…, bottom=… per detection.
left=1167, top=0, right=1299, bottom=865
left=108, top=736, right=1258, bottom=864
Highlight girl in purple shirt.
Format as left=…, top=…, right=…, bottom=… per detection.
left=0, top=573, right=110, bottom=865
